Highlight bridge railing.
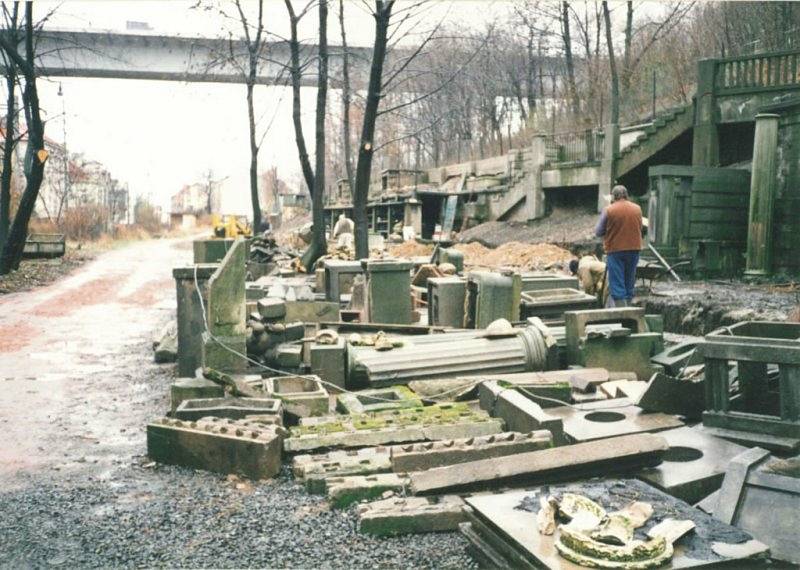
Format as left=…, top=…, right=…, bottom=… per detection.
left=715, top=49, right=800, bottom=94
left=543, top=129, right=605, bottom=167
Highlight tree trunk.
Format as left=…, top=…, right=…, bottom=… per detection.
left=285, top=0, right=315, bottom=196
left=562, top=1, right=580, bottom=117
left=0, top=62, right=15, bottom=250
left=621, top=1, right=633, bottom=95
left=338, top=0, right=354, bottom=194
left=602, top=1, right=620, bottom=126
left=353, top=1, right=394, bottom=259
left=246, top=79, right=262, bottom=233
left=301, top=0, right=328, bottom=271
left=0, top=3, right=45, bottom=274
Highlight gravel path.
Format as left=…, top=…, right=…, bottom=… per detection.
left=0, top=238, right=476, bottom=569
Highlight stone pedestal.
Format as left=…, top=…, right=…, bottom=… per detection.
left=173, top=264, right=218, bottom=377
left=363, top=259, right=413, bottom=324
left=527, top=133, right=547, bottom=221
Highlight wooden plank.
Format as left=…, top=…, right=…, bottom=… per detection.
left=691, top=193, right=750, bottom=208
left=690, top=210, right=748, bottom=223
left=688, top=222, right=748, bottom=240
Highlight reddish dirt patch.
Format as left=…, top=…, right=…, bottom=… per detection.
left=0, top=320, right=38, bottom=353
left=31, top=275, right=120, bottom=317
left=120, top=278, right=173, bottom=307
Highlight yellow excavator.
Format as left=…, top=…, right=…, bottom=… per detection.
left=211, top=214, right=252, bottom=238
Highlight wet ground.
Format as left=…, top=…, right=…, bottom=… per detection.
left=0, top=237, right=473, bottom=568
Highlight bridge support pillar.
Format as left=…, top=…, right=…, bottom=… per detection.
left=597, top=123, right=619, bottom=212
left=692, top=59, right=719, bottom=167
left=745, top=113, right=780, bottom=276
left=526, top=133, right=547, bottom=221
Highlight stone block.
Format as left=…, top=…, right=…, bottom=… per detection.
left=170, top=377, right=224, bottom=414
left=427, top=276, right=467, bottom=328
left=193, top=238, right=235, bottom=263
left=309, top=338, right=347, bottom=393
left=520, top=288, right=598, bottom=320
left=201, top=331, right=247, bottom=373
left=410, top=433, right=669, bottom=494
left=175, top=397, right=282, bottom=422
left=478, top=381, right=565, bottom=445
left=257, top=297, right=286, bottom=320
left=285, top=403, right=504, bottom=453
left=565, top=307, right=648, bottom=365
left=293, top=447, right=392, bottom=493
left=390, top=430, right=551, bottom=473
left=284, top=300, right=339, bottom=323
left=651, top=340, right=702, bottom=376
left=543, top=398, right=683, bottom=444
left=363, top=259, right=413, bottom=324
left=173, top=263, right=217, bottom=377
left=636, top=425, right=748, bottom=504
left=479, top=371, right=573, bottom=408
left=265, top=375, right=329, bottom=420
left=520, top=273, right=579, bottom=292
left=274, top=343, right=302, bottom=368
left=578, top=332, right=662, bottom=381
left=358, top=495, right=466, bottom=536
left=324, top=259, right=363, bottom=303
left=336, top=386, right=423, bottom=414
left=146, top=417, right=284, bottom=479
left=635, top=372, right=705, bottom=419
left=326, top=473, right=409, bottom=508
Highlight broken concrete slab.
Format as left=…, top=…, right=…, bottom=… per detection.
left=478, top=380, right=565, bottom=445
left=636, top=425, right=748, bottom=504
left=336, top=386, right=422, bottom=415
left=264, top=375, right=329, bottom=420
left=409, top=433, right=668, bottom=494
left=174, top=397, right=282, bottom=423
left=285, top=403, right=504, bottom=453
left=390, top=430, right=552, bottom=473
left=543, top=399, right=683, bottom=444
left=170, top=377, right=225, bottom=414
left=146, top=417, right=285, bottom=479
left=358, top=495, right=466, bottom=536
left=326, top=473, right=409, bottom=509
left=461, top=479, right=769, bottom=569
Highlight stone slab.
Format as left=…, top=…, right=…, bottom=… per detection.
left=636, top=425, right=748, bottom=504
left=543, top=398, right=683, bottom=444
left=478, top=380, right=565, bottom=445
left=358, top=495, right=466, bottom=536
left=293, top=446, right=392, bottom=479
left=696, top=425, right=800, bottom=454
left=390, top=430, right=552, bottom=473
left=462, top=479, right=769, bottom=569
left=174, top=397, right=282, bottom=422
left=146, top=417, right=284, bottom=479
left=326, top=473, right=410, bottom=509
left=635, top=372, right=705, bottom=419
left=409, top=433, right=668, bottom=494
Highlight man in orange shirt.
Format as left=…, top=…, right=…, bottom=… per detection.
left=595, top=185, right=642, bottom=307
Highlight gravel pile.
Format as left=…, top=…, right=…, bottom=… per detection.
left=0, top=463, right=477, bottom=569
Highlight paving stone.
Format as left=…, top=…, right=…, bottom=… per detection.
left=292, top=447, right=392, bottom=493
left=146, top=417, right=285, bottom=479
left=326, top=473, right=410, bottom=509
left=336, top=386, right=423, bottom=414
left=543, top=398, right=683, bottom=444
left=174, top=397, right=282, bottom=422
left=358, top=495, right=467, bottom=536
left=409, top=433, right=668, bottom=494
left=285, top=403, right=504, bottom=453
left=390, top=430, right=552, bottom=473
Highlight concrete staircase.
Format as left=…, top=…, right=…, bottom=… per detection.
left=492, top=150, right=534, bottom=221
left=616, top=106, right=694, bottom=177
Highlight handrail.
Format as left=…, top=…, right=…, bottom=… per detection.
left=715, top=49, right=800, bottom=92
left=543, top=129, right=605, bottom=166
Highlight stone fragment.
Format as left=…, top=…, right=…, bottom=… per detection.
left=635, top=372, right=704, bottom=419
left=146, top=417, right=285, bottom=479
left=358, top=495, right=466, bottom=536
left=170, top=377, right=224, bottom=413
left=326, top=473, right=410, bottom=509
left=154, top=322, right=178, bottom=363
left=409, top=433, right=668, bottom=494
left=390, top=430, right=552, bottom=473
left=478, top=380, right=565, bottom=445
left=258, top=297, right=286, bottom=320
left=292, top=447, right=392, bottom=493
left=174, top=397, right=282, bottom=422
left=647, top=518, right=695, bottom=544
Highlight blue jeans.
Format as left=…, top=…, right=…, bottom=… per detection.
left=606, top=250, right=639, bottom=301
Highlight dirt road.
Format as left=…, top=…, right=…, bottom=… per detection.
left=0, top=237, right=185, bottom=483
left=0, top=238, right=472, bottom=568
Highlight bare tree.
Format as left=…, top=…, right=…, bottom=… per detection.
left=602, top=0, right=619, bottom=126
left=338, top=0, right=354, bottom=192
left=0, top=2, right=48, bottom=274
left=0, top=2, right=19, bottom=250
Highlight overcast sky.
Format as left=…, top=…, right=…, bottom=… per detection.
left=30, top=1, right=645, bottom=216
